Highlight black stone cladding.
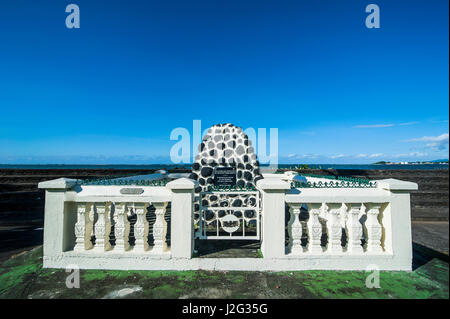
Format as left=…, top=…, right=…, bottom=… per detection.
left=190, top=123, right=263, bottom=216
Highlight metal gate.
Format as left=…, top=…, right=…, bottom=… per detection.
left=198, top=190, right=260, bottom=240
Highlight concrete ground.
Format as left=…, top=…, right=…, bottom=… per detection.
left=0, top=245, right=447, bottom=299
left=412, top=221, right=449, bottom=255
left=0, top=221, right=448, bottom=299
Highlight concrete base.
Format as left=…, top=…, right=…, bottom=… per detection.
left=43, top=252, right=410, bottom=271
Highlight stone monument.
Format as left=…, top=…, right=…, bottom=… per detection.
left=188, top=123, right=264, bottom=238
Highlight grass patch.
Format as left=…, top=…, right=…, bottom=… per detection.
left=0, top=246, right=448, bottom=299
left=256, top=249, right=264, bottom=258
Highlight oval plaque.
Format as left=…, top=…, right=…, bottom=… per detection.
left=220, top=214, right=240, bottom=233
left=120, top=188, right=144, bottom=195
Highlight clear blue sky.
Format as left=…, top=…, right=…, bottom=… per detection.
left=0, top=0, right=448, bottom=164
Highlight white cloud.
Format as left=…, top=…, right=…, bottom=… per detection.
left=354, top=121, right=419, bottom=128
left=330, top=154, right=345, bottom=159
left=391, top=152, right=429, bottom=158
left=368, top=153, right=384, bottom=158
left=404, top=133, right=449, bottom=151
left=356, top=154, right=368, bottom=158
left=283, top=154, right=320, bottom=159
left=354, top=124, right=394, bottom=128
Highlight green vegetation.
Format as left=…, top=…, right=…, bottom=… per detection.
left=291, top=164, right=310, bottom=169
left=0, top=246, right=448, bottom=299
left=256, top=249, right=264, bottom=258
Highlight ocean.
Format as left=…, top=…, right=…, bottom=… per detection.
left=0, top=164, right=448, bottom=170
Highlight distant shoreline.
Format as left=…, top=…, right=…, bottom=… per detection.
left=0, top=163, right=448, bottom=170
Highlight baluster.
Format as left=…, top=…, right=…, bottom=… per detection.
left=326, top=203, right=343, bottom=253
left=134, top=202, right=150, bottom=252
left=152, top=202, right=169, bottom=254
left=365, top=203, right=383, bottom=253
left=287, top=203, right=303, bottom=254
left=306, top=203, right=323, bottom=253
left=113, top=202, right=130, bottom=251
left=74, top=203, right=85, bottom=251
left=86, top=203, right=95, bottom=246
left=93, top=202, right=112, bottom=252
left=74, top=202, right=93, bottom=251
left=346, top=203, right=364, bottom=253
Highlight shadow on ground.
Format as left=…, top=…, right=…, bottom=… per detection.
left=196, top=240, right=261, bottom=258
left=412, top=242, right=449, bottom=270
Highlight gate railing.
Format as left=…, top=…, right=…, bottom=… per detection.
left=198, top=190, right=260, bottom=240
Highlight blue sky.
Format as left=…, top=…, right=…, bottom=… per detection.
left=0, top=0, right=448, bottom=164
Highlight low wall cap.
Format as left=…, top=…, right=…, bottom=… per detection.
left=256, top=178, right=290, bottom=190
left=38, top=178, right=79, bottom=190
left=376, top=178, right=418, bottom=191
left=166, top=178, right=198, bottom=190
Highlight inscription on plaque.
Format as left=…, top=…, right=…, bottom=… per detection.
left=214, top=167, right=237, bottom=187
left=120, top=188, right=144, bottom=195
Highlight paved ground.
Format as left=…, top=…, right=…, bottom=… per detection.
left=0, top=246, right=447, bottom=299
left=412, top=221, right=449, bottom=255
left=0, top=221, right=448, bottom=299
left=0, top=226, right=43, bottom=263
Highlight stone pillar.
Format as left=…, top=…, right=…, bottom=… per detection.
left=38, top=178, right=78, bottom=264
left=375, top=179, right=417, bottom=269
left=257, top=179, right=290, bottom=258
left=166, top=178, right=197, bottom=259
left=382, top=181, right=416, bottom=270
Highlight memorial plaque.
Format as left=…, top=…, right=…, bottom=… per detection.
left=120, top=188, right=144, bottom=195
left=214, top=167, right=237, bottom=187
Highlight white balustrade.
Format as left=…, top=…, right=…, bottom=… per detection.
left=71, top=201, right=171, bottom=254
left=38, top=175, right=417, bottom=271
left=286, top=201, right=386, bottom=255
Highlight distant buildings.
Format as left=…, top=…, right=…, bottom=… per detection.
left=374, top=160, right=449, bottom=165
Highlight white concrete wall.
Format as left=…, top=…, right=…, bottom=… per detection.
left=38, top=176, right=417, bottom=271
